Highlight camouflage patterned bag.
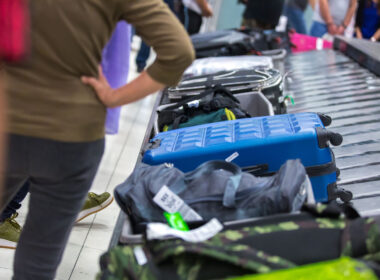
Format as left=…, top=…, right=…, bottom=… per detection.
left=98, top=203, right=380, bottom=280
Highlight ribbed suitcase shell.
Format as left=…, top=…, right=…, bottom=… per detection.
left=143, top=113, right=338, bottom=202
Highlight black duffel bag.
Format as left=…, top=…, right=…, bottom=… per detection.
left=158, top=85, right=251, bottom=131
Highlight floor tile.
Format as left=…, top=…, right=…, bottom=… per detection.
left=0, top=248, right=14, bottom=269
left=0, top=268, right=13, bottom=280
left=69, top=247, right=104, bottom=280
left=55, top=243, right=82, bottom=280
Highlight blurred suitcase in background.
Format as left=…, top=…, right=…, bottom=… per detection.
left=143, top=112, right=352, bottom=202
left=183, top=55, right=273, bottom=78
left=191, top=30, right=257, bottom=58
left=290, top=33, right=333, bottom=53
left=167, top=68, right=287, bottom=114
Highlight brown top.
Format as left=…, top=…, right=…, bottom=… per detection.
left=4, top=0, right=194, bottom=142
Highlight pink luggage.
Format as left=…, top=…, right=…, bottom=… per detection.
left=290, top=33, right=333, bottom=53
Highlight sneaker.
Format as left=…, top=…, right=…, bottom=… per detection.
left=76, top=192, right=113, bottom=223
left=0, top=213, right=21, bottom=249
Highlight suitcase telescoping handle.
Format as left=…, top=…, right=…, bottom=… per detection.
left=316, top=127, right=343, bottom=148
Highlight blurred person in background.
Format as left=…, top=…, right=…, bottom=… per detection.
left=136, top=0, right=176, bottom=72
left=310, top=0, right=357, bottom=38
left=355, top=0, right=380, bottom=42
left=240, top=0, right=285, bottom=30
left=283, top=0, right=309, bottom=34
left=1, top=0, right=194, bottom=279
left=178, top=0, right=213, bottom=35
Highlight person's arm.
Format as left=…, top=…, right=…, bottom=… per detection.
left=309, top=0, right=316, bottom=10
left=371, top=28, right=380, bottom=41
left=196, top=0, right=213, bottom=17
left=355, top=27, right=363, bottom=39
left=319, top=0, right=337, bottom=35
left=338, top=0, right=357, bottom=35
left=82, top=67, right=164, bottom=108
left=82, top=0, right=195, bottom=107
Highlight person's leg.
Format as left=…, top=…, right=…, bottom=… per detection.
left=13, top=136, right=104, bottom=280
left=0, top=181, right=29, bottom=222
left=186, top=9, right=203, bottom=35
left=310, top=21, right=328, bottom=37
left=135, top=41, right=151, bottom=72
left=164, top=0, right=175, bottom=12
left=284, top=5, right=307, bottom=34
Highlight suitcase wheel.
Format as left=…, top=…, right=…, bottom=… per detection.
left=337, top=188, right=353, bottom=203
left=336, top=168, right=341, bottom=178
left=317, top=113, right=332, bottom=127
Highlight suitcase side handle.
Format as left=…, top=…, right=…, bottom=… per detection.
left=316, top=127, right=343, bottom=148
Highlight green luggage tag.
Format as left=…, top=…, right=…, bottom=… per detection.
left=164, top=212, right=190, bottom=232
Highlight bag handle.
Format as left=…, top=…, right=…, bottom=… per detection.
left=184, top=160, right=242, bottom=209
left=161, top=84, right=240, bottom=112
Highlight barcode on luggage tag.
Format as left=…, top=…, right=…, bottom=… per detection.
left=225, top=152, right=239, bottom=162
left=153, top=185, right=203, bottom=221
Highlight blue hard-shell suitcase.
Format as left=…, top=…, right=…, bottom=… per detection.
left=142, top=112, right=352, bottom=203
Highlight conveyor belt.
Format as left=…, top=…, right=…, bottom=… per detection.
left=110, top=37, right=380, bottom=248
left=285, top=39, right=380, bottom=215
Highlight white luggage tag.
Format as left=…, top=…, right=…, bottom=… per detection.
left=225, top=152, right=239, bottom=162
left=147, top=218, right=223, bottom=243
left=153, top=185, right=203, bottom=221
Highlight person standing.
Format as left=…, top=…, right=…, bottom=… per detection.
left=355, top=0, right=380, bottom=42
left=240, top=0, right=285, bottom=30
left=179, top=0, right=213, bottom=35
left=310, top=0, right=357, bottom=38
left=283, top=0, right=309, bottom=34
left=1, top=0, right=194, bottom=279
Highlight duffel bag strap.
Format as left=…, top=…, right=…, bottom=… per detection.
left=160, top=86, right=217, bottom=111
left=183, top=160, right=243, bottom=209
left=302, top=201, right=360, bottom=220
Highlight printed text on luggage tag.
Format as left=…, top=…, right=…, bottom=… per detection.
left=153, top=185, right=203, bottom=221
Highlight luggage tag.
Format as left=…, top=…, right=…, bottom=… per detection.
left=147, top=218, right=223, bottom=243
left=153, top=185, right=203, bottom=221
left=164, top=212, right=189, bottom=232
left=225, top=152, right=239, bottom=162
left=133, top=246, right=148, bottom=266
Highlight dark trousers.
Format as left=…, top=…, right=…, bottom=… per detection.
left=0, top=134, right=104, bottom=280
left=178, top=4, right=203, bottom=35
left=136, top=40, right=151, bottom=69
left=0, top=181, right=29, bottom=222
left=283, top=4, right=307, bottom=34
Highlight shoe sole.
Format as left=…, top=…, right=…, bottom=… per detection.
left=0, top=238, right=17, bottom=250
left=75, top=196, right=114, bottom=223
